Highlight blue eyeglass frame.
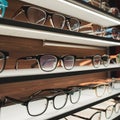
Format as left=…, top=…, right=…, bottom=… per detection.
left=0, top=0, right=8, bottom=17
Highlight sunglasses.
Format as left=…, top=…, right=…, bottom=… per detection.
left=0, top=0, right=8, bottom=17
left=15, top=54, right=76, bottom=72
left=12, top=5, right=81, bottom=32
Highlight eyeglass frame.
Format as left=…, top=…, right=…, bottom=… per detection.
left=14, top=54, right=76, bottom=72
left=12, top=5, right=81, bottom=32
left=78, top=54, right=110, bottom=68
left=0, top=0, right=8, bottom=17
left=0, top=50, right=9, bottom=73
left=79, top=82, right=113, bottom=97
left=2, top=87, right=81, bottom=116
left=71, top=111, right=102, bottom=120
left=91, top=102, right=120, bottom=119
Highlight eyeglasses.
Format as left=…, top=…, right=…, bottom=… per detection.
left=110, top=53, right=120, bottom=64
left=78, top=54, right=110, bottom=68
left=112, top=78, right=120, bottom=90
left=71, top=111, right=101, bottom=120
left=12, top=5, right=81, bottom=32
left=15, top=54, right=76, bottom=72
left=0, top=0, right=8, bottom=17
left=3, top=87, right=81, bottom=116
left=91, top=102, right=120, bottom=119
left=0, top=50, right=9, bottom=73
left=83, top=82, right=113, bottom=97
left=92, top=82, right=113, bottom=97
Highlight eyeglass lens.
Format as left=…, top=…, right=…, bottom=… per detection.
left=69, top=88, right=81, bottom=104
left=27, top=7, right=46, bottom=25
left=28, top=98, right=48, bottom=116
left=105, top=105, right=114, bottom=119
left=93, top=55, right=101, bottom=68
left=113, top=80, right=120, bottom=89
left=91, top=112, right=101, bottom=120
left=102, top=55, right=110, bottom=67
left=115, top=103, right=120, bottom=113
left=54, top=94, right=67, bottom=109
left=40, top=55, right=58, bottom=72
left=95, top=85, right=106, bottom=97
left=0, top=51, right=5, bottom=72
left=63, top=55, right=75, bottom=70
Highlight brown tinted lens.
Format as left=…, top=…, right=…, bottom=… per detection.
left=52, top=14, right=65, bottom=29
left=27, top=7, right=46, bottom=25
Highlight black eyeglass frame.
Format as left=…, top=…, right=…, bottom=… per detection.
left=15, top=54, right=76, bottom=72
left=3, top=87, right=81, bottom=116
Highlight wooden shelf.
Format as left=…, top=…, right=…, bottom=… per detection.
left=0, top=64, right=120, bottom=84
left=20, top=0, right=120, bottom=27
left=1, top=89, right=120, bottom=120
left=0, top=18, right=120, bottom=47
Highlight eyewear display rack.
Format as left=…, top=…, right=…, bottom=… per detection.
left=0, top=0, right=120, bottom=120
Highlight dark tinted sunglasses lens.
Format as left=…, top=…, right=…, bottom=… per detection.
left=40, top=55, right=57, bottom=71
left=0, top=52, right=5, bottom=72
left=69, top=18, right=80, bottom=32
left=27, top=7, right=46, bottom=24
left=93, top=55, right=101, bottom=68
left=52, top=14, right=65, bottom=29
left=63, top=56, right=75, bottom=70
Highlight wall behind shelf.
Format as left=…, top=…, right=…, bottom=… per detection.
left=0, top=0, right=108, bottom=100
left=0, top=35, right=107, bottom=99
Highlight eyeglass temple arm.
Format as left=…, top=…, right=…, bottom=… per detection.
left=77, top=56, right=93, bottom=60
left=15, top=56, right=37, bottom=69
left=90, top=107, right=106, bottom=112
left=31, top=62, right=38, bottom=68
left=71, top=114, right=89, bottom=120
left=11, top=7, right=24, bottom=19
left=4, top=96, right=24, bottom=105
left=64, top=117, right=68, bottom=120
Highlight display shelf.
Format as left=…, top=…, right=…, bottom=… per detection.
left=1, top=89, right=120, bottom=120
left=0, top=18, right=120, bottom=47
left=65, top=100, right=120, bottom=120
left=0, top=64, right=120, bottom=84
left=19, top=0, right=120, bottom=27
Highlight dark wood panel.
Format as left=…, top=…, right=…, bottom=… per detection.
left=0, top=35, right=107, bottom=98
left=0, top=0, right=108, bottom=99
